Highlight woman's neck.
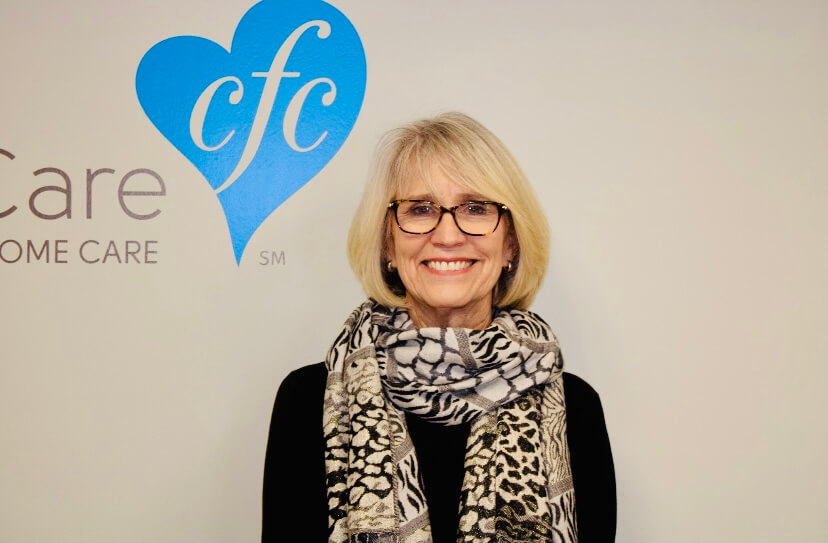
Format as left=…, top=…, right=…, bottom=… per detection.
left=406, top=301, right=493, bottom=330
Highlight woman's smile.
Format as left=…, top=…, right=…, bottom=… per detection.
left=423, top=259, right=474, bottom=273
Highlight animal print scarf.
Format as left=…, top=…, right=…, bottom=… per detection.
left=323, top=300, right=578, bottom=543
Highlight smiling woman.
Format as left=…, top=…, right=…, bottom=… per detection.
left=263, top=113, right=616, bottom=543
left=387, top=169, right=515, bottom=330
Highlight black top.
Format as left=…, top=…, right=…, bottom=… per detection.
left=262, top=362, right=616, bottom=542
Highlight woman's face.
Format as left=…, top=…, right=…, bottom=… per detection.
left=388, top=166, right=514, bottom=329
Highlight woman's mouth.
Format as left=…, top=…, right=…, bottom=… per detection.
left=425, top=259, right=473, bottom=272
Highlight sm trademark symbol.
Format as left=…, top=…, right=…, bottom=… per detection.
left=258, top=250, right=285, bottom=266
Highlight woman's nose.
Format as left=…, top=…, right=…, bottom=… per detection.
left=430, top=210, right=465, bottom=245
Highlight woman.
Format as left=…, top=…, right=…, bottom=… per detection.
left=263, top=113, right=615, bottom=542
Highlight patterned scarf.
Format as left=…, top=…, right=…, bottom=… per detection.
left=323, top=300, right=578, bottom=543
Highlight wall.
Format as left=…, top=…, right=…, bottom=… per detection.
left=1, top=0, right=826, bottom=541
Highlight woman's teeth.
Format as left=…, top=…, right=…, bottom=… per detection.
left=427, top=260, right=471, bottom=271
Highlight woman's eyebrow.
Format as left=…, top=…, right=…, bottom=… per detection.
left=401, top=194, right=434, bottom=201
left=398, top=193, right=489, bottom=203
left=458, top=193, right=488, bottom=201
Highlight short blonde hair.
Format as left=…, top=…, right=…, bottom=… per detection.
left=347, top=112, right=549, bottom=310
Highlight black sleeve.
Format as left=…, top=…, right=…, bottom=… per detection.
left=262, top=363, right=329, bottom=543
left=564, top=373, right=617, bottom=543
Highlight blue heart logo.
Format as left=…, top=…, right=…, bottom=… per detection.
left=135, top=0, right=366, bottom=263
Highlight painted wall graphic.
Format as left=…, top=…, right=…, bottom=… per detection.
left=136, top=0, right=366, bottom=262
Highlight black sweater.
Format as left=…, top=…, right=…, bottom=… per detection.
left=262, top=362, right=616, bottom=542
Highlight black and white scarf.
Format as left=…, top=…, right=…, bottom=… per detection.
left=323, top=300, right=578, bottom=543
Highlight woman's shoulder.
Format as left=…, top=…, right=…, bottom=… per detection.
left=282, top=361, right=327, bottom=385
left=271, top=362, right=327, bottom=416
left=561, top=371, right=608, bottom=428
left=562, top=372, right=602, bottom=404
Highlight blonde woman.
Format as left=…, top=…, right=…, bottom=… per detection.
left=263, top=113, right=615, bottom=543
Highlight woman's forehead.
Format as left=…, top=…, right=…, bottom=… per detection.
left=395, top=162, right=487, bottom=202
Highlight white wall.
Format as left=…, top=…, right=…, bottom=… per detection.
left=1, top=0, right=826, bottom=541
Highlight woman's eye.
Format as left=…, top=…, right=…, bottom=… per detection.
left=464, top=202, right=490, bottom=215
left=410, top=203, right=436, bottom=215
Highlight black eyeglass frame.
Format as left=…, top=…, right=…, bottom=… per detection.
left=388, top=199, right=509, bottom=236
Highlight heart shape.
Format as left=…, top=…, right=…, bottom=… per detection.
left=136, top=0, right=366, bottom=263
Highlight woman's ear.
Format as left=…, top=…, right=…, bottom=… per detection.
left=503, top=219, right=518, bottom=265
left=384, top=218, right=396, bottom=268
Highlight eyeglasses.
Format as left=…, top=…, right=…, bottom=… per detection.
left=388, top=199, right=508, bottom=236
